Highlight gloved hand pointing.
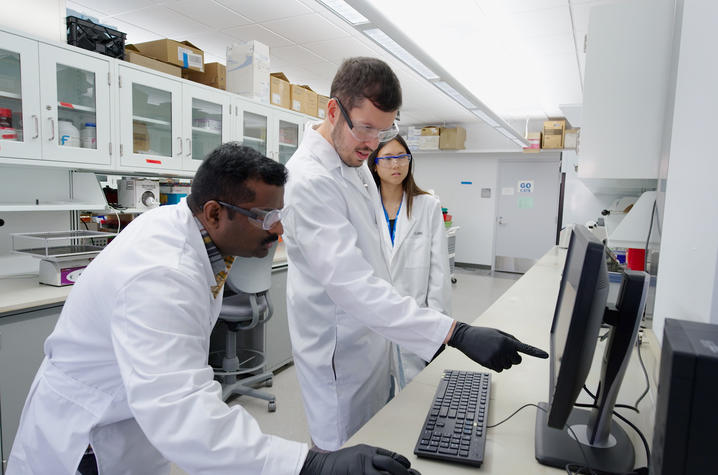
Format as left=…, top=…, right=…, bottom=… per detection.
left=447, top=323, right=548, bottom=372
left=300, top=444, right=420, bottom=475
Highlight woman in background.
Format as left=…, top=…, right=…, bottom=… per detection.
left=368, top=135, right=452, bottom=390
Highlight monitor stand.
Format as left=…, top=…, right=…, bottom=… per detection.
left=535, top=402, right=635, bottom=474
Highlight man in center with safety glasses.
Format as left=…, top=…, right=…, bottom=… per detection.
left=282, top=57, right=548, bottom=451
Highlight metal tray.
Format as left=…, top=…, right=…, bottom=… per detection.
left=11, top=230, right=116, bottom=260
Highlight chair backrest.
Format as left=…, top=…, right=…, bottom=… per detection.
left=225, top=241, right=278, bottom=294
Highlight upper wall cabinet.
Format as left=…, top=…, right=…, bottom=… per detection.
left=577, top=0, right=674, bottom=180
left=0, top=32, right=112, bottom=167
left=182, top=84, right=231, bottom=172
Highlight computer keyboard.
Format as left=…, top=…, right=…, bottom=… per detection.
left=414, top=369, right=491, bottom=467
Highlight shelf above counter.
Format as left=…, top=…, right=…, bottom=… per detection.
left=58, top=101, right=95, bottom=113
left=0, top=90, right=22, bottom=100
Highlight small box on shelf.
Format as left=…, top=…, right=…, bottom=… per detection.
left=523, top=132, right=541, bottom=153
left=182, top=62, right=226, bottom=90
left=270, top=73, right=291, bottom=109
left=124, top=45, right=181, bottom=77
left=130, top=39, right=204, bottom=72
left=227, top=41, right=270, bottom=103
left=439, top=127, right=466, bottom=150
left=290, top=84, right=318, bottom=117
left=542, top=119, right=566, bottom=149
left=419, top=126, right=440, bottom=150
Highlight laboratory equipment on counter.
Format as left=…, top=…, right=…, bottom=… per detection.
left=118, top=178, right=160, bottom=210
left=12, top=230, right=116, bottom=286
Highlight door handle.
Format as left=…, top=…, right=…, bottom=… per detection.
left=186, top=138, right=191, bottom=157
left=32, top=115, right=39, bottom=139
left=176, top=137, right=182, bottom=156
left=48, top=117, right=55, bottom=141
left=498, top=216, right=505, bottom=225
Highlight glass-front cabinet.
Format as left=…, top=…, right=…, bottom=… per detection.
left=118, top=65, right=183, bottom=171
left=275, top=111, right=302, bottom=164
left=242, top=106, right=269, bottom=157
left=38, top=44, right=111, bottom=165
left=0, top=31, right=41, bottom=160
left=182, top=85, right=230, bottom=171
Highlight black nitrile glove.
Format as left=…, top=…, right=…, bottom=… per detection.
left=300, top=444, right=420, bottom=475
left=447, top=323, right=548, bottom=372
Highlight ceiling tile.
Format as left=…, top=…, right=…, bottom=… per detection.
left=525, top=32, right=577, bottom=57
left=303, top=37, right=379, bottom=62
left=104, top=18, right=162, bottom=44
left=166, top=0, right=252, bottom=30
left=222, top=24, right=294, bottom=48
left=263, top=14, right=349, bottom=44
left=71, top=0, right=164, bottom=17
left=113, top=6, right=210, bottom=38
left=216, top=0, right=312, bottom=22
left=510, top=6, right=573, bottom=38
left=271, top=45, right=326, bottom=66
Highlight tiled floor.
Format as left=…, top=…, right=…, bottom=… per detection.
left=170, top=267, right=520, bottom=474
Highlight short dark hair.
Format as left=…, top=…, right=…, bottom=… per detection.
left=188, top=142, right=287, bottom=211
left=331, top=57, right=402, bottom=112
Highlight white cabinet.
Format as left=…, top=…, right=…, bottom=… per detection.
left=38, top=44, right=112, bottom=166
left=233, top=99, right=307, bottom=163
left=182, top=85, right=231, bottom=171
left=0, top=31, right=41, bottom=160
left=577, top=0, right=674, bottom=180
left=118, top=65, right=183, bottom=171
left=274, top=110, right=303, bottom=165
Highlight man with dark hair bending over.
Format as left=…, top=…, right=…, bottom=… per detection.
left=283, top=57, right=548, bottom=451
left=7, top=143, right=418, bottom=475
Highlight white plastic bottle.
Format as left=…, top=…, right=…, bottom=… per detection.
left=80, top=122, right=97, bottom=149
left=58, top=120, right=80, bottom=147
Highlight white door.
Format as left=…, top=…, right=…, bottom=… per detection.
left=39, top=44, right=111, bottom=165
left=0, top=31, right=41, bottom=160
left=118, top=65, right=183, bottom=171
left=239, top=101, right=271, bottom=159
left=182, top=84, right=230, bottom=171
left=274, top=110, right=303, bottom=164
left=494, top=158, right=561, bottom=273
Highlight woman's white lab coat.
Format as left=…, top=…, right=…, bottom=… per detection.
left=7, top=200, right=307, bottom=475
left=282, top=126, right=453, bottom=451
left=378, top=193, right=452, bottom=389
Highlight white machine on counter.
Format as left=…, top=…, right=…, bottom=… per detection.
left=118, top=178, right=160, bottom=211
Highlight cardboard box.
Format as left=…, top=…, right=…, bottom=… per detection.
left=129, top=39, right=204, bottom=72
left=419, top=126, right=440, bottom=150
left=133, top=121, right=149, bottom=153
left=317, top=95, right=330, bottom=119
left=542, top=119, right=566, bottom=149
left=182, top=62, right=226, bottom=90
left=124, top=46, right=182, bottom=77
left=290, top=84, right=318, bottom=117
left=564, top=128, right=580, bottom=149
left=227, top=41, right=270, bottom=103
left=439, top=127, right=466, bottom=150
left=270, top=73, right=291, bottom=109
left=523, top=131, right=541, bottom=153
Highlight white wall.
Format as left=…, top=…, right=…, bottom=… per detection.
left=412, top=153, right=498, bottom=266
left=1, top=0, right=66, bottom=43
left=653, top=0, right=718, bottom=340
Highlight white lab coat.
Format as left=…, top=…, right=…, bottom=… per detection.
left=282, top=125, right=454, bottom=450
left=7, top=200, right=307, bottom=475
left=379, top=193, right=452, bottom=389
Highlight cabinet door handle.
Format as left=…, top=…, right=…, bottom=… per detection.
left=48, top=117, right=55, bottom=141
left=32, top=115, right=39, bottom=139
left=176, top=137, right=182, bottom=156
left=186, top=138, right=191, bottom=157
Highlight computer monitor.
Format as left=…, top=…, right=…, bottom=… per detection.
left=534, top=225, right=650, bottom=473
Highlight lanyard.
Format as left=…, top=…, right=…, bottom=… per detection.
left=382, top=197, right=402, bottom=247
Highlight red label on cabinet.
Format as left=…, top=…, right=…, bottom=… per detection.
left=145, top=159, right=162, bottom=164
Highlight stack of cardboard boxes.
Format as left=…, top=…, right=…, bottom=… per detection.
left=538, top=119, right=579, bottom=150
left=267, top=71, right=329, bottom=119
left=125, top=39, right=204, bottom=79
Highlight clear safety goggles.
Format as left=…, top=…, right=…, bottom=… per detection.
left=375, top=153, right=412, bottom=167
left=333, top=97, right=399, bottom=143
left=217, top=200, right=282, bottom=230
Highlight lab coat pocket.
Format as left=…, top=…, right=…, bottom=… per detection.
left=403, top=234, right=430, bottom=269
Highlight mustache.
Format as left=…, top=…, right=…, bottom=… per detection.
left=261, top=234, right=279, bottom=245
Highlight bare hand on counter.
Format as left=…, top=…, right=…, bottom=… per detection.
left=300, top=444, right=420, bottom=475
left=447, top=323, right=548, bottom=372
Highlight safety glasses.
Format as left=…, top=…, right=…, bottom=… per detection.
left=374, top=153, right=412, bottom=167
left=216, top=200, right=282, bottom=230
left=333, top=97, right=399, bottom=143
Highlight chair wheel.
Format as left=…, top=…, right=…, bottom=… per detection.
left=268, top=401, right=277, bottom=412
left=451, top=278, right=457, bottom=284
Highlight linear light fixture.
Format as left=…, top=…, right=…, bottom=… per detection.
left=433, top=81, right=476, bottom=109
left=329, top=0, right=528, bottom=147
left=316, top=0, right=369, bottom=25
left=363, top=28, right=439, bottom=80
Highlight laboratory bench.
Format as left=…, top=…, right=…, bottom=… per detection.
left=0, top=244, right=292, bottom=471
left=345, top=247, right=660, bottom=474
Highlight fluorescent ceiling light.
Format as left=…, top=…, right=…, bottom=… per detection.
left=470, top=109, right=500, bottom=128
left=496, top=127, right=517, bottom=140
left=317, top=0, right=369, bottom=24
left=433, top=81, right=476, bottom=109
left=363, top=28, right=439, bottom=80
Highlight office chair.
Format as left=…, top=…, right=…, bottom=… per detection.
left=213, top=242, right=277, bottom=412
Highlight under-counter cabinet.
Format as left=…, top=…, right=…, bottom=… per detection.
left=0, top=32, right=112, bottom=167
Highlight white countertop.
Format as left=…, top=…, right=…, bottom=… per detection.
left=345, top=247, right=659, bottom=474
left=1, top=242, right=289, bottom=315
